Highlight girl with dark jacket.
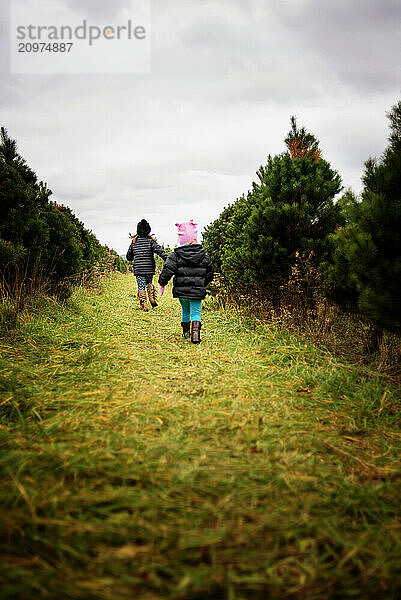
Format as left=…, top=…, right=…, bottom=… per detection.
left=158, top=220, right=214, bottom=343
left=126, top=219, right=168, bottom=311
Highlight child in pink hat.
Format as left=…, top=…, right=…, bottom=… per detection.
left=158, top=220, right=214, bottom=343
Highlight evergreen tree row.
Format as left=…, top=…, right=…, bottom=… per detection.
left=0, top=127, right=126, bottom=298
left=203, top=102, right=401, bottom=334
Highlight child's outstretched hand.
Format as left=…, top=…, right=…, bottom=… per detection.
left=158, top=284, right=165, bottom=297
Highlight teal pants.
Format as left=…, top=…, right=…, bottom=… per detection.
left=179, top=298, right=202, bottom=322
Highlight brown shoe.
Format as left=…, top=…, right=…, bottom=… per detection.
left=146, top=283, right=158, bottom=308
left=191, top=321, right=201, bottom=344
left=138, top=290, right=149, bottom=311
left=181, top=322, right=190, bottom=338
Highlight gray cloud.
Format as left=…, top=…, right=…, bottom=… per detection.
left=271, top=0, right=401, bottom=93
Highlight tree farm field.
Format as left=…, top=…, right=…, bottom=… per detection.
left=1, top=273, right=401, bottom=600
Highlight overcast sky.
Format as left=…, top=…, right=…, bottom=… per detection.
left=1, top=0, right=400, bottom=253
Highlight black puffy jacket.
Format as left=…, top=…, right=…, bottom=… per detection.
left=126, top=236, right=168, bottom=275
left=158, top=244, right=214, bottom=299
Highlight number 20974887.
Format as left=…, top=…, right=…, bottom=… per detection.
left=18, top=42, right=73, bottom=52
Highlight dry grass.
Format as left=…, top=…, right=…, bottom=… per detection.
left=211, top=265, right=401, bottom=381
left=0, top=273, right=400, bottom=599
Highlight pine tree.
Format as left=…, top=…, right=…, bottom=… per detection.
left=332, top=101, right=401, bottom=332
left=0, top=146, right=49, bottom=271
left=203, top=118, right=342, bottom=297
left=319, top=190, right=360, bottom=310
left=241, top=119, right=342, bottom=291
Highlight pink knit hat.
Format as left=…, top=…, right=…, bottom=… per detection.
left=175, top=220, right=198, bottom=245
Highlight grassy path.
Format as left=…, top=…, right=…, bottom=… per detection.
left=1, top=273, right=401, bottom=599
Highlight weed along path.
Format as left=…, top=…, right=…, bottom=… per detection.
left=1, top=273, right=401, bottom=599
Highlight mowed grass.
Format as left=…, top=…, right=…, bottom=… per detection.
left=1, top=273, right=401, bottom=600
